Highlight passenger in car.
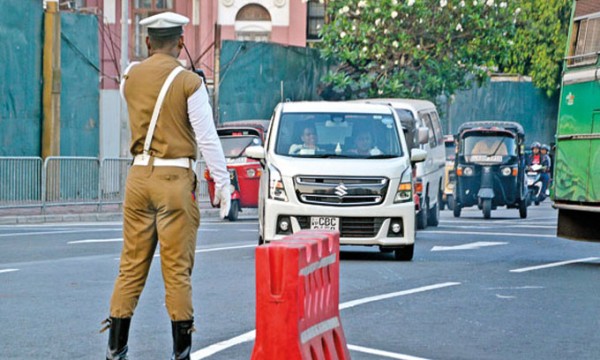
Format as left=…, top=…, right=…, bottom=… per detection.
left=348, top=131, right=382, bottom=156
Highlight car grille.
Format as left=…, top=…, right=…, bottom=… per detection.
left=294, top=176, right=389, bottom=206
left=297, top=216, right=385, bottom=238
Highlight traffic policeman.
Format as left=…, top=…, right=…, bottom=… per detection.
left=101, top=12, right=231, bottom=360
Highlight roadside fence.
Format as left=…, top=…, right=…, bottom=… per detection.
left=0, top=156, right=210, bottom=211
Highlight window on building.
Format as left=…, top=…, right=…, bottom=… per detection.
left=568, top=15, right=600, bottom=67
left=133, top=0, right=174, bottom=59
left=235, top=4, right=271, bottom=42
left=306, top=0, right=325, bottom=41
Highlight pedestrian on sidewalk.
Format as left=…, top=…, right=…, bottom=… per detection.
left=101, top=11, right=231, bottom=360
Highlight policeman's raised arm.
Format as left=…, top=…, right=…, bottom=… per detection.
left=187, top=84, right=230, bottom=190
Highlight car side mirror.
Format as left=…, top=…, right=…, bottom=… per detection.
left=244, top=145, right=266, bottom=160
left=410, top=148, right=427, bottom=164
left=417, top=127, right=429, bottom=145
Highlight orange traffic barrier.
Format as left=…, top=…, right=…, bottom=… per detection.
left=251, top=230, right=350, bottom=360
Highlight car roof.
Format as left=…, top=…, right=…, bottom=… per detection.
left=280, top=101, right=394, bottom=115
left=352, top=98, right=436, bottom=112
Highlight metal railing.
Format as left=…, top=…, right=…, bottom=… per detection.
left=0, top=156, right=210, bottom=211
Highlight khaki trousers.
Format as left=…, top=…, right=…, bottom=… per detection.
left=110, top=164, right=200, bottom=321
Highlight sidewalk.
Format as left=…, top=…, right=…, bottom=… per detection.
left=0, top=201, right=237, bottom=225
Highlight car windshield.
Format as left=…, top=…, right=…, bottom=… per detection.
left=462, top=134, right=516, bottom=159
left=275, top=112, right=403, bottom=158
left=219, top=135, right=262, bottom=158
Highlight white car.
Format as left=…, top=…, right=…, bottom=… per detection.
left=245, top=101, right=426, bottom=261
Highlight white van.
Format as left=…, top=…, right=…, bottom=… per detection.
left=354, top=99, right=446, bottom=229
left=245, top=101, right=427, bottom=261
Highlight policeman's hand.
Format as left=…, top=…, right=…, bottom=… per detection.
left=218, top=186, right=231, bottom=220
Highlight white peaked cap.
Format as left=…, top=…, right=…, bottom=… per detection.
left=140, top=12, right=189, bottom=37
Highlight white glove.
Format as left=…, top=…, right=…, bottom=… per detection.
left=213, top=185, right=231, bottom=219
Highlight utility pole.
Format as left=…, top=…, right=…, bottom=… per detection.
left=42, top=0, right=61, bottom=159
left=119, top=0, right=130, bottom=157
left=213, top=23, right=221, bottom=125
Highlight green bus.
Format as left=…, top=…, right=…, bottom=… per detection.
left=553, top=0, right=600, bottom=241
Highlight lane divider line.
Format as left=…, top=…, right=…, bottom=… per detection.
left=68, top=238, right=123, bottom=244
left=510, top=257, right=600, bottom=273
left=190, top=282, right=461, bottom=359
left=422, top=230, right=555, bottom=238
left=0, top=269, right=19, bottom=274
left=348, top=344, right=431, bottom=360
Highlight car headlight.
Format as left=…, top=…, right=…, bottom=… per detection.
left=501, top=167, right=512, bottom=176
left=394, top=182, right=412, bottom=203
left=463, top=166, right=474, bottom=176
left=268, top=164, right=288, bottom=201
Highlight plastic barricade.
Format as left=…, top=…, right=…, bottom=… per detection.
left=251, top=230, right=350, bottom=360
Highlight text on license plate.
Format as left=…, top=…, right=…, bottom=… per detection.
left=310, top=216, right=339, bottom=230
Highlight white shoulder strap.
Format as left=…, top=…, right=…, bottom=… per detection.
left=143, top=66, right=185, bottom=156
left=120, top=61, right=140, bottom=100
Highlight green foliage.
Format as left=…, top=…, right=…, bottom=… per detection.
left=319, top=0, right=520, bottom=101
left=318, top=0, right=571, bottom=101
left=497, top=0, right=572, bottom=97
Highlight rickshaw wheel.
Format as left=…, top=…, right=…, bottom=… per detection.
left=228, top=200, right=240, bottom=221
left=453, top=200, right=461, bottom=217
left=519, top=200, right=528, bottom=219
left=482, top=199, right=492, bottom=219
left=447, top=195, right=454, bottom=211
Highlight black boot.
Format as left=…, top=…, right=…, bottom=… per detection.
left=171, top=320, right=194, bottom=360
left=101, top=317, right=131, bottom=360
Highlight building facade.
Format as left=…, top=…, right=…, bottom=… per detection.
left=72, top=0, right=325, bottom=157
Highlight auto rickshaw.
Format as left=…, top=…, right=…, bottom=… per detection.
left=440, top=134, right=456, bottom=210
left=204, top=120, right=269, bottom=221
left=452, top=121, right=528, bottom=219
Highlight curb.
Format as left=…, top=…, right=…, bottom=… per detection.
left=0, top=207, right=259, bottom=225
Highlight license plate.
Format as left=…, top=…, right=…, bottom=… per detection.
left=310, top=216, right=339, bottom=231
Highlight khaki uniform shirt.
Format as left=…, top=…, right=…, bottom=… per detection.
left=124, top=53, right=202, bottom=160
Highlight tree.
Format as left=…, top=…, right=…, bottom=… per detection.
left=497, top=0, right=572, bottom=97
left=321, top=0, right=569, bottom=100
left=319, top=0, right=521, bottom=101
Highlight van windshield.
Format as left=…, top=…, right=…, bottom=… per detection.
left=275, top=112, right=403, bottom=158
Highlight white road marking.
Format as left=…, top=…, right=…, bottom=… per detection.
left=190, top=282, right=461, bottom=359
left=440, top=224, right=556, bottom=229
left=431, top=241, right=508, bottom=251
left=510, top=257, right=600, bottom=273
left=422, top=230, right=555, bottom=238
left=348, top=344, right=431, bottom=360
left=0, top=229, right=121, bottom=237
left=68, top=238, right=123, bottom=244
left=0, top=269, right=19, bottom=274
left=194, top=244, right=256, bottom=253
left=495, top=294, right=516, bottom=299
left=191, top=330, right=256, bottom=360
left=339, top=282, right=461, bottom=310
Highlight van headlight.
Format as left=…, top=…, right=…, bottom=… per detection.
left=501, top=167, right=512, bottom=176
left=268, top=164, right=288, bottom=202
left=394, top=182, right=412, bottom=203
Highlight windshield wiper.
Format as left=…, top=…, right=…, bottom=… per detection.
left=490, top=139, right=505, bottom=156
left=366, top=154, right=398, bottom=159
